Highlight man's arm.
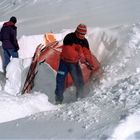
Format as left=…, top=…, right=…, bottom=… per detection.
left=11, top=28, right=19, bottom=51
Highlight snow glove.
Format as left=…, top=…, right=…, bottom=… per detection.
left=14, top=46, right=19, bottom=52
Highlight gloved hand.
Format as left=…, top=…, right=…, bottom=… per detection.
left=14, top=46, right=19, bottom=52
left=80, top=56, right=86, bottom=64
left=85, top=62, right=94, bottom=70
left=79, top=52, right=86, bottom=64
left=83, top=59, right=94, bottom=70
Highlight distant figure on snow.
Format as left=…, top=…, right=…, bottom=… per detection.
left=0, top=16, right=19, bottom=74
left=55, top=23, right=94, bottom=104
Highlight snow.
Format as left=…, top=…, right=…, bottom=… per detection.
left=108, top=109, right=140, bottom=140
left=0, top=0, right=140, bottom=139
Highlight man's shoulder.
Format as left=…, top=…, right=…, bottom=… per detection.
left=2, top=25, right=16, bottom=30
left=65, top=32, right=75, bottom=37
left=64, top=32, right=75, bottom=40
left=11, top=25, right=17, bottom=30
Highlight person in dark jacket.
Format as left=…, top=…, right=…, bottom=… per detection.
left=55, top=24, right=94, bottom=104
left=0, top=16, right=19, bottom=73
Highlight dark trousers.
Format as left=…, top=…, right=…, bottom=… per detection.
left=55, top=59, right=84, bottom=102
left=3, top=48, right=19, bottom=72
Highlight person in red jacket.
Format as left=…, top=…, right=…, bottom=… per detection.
left=55, top=24, right=94, bottom=104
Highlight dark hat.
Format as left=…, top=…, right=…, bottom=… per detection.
left=75, top=24, right=87, bottom=35
left=9, top=16, right=17, bottom=24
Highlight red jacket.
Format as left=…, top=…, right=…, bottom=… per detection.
left=61, top=44, right=83, bottom=63
left=60, top=32, right=94, bottom=65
